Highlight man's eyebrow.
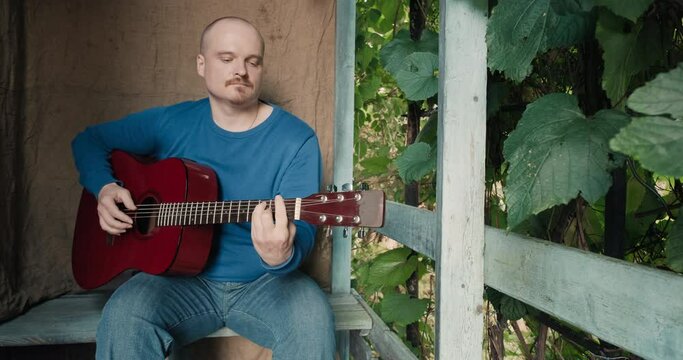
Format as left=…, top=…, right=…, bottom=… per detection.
left=216, top=51, right=262, bottom=61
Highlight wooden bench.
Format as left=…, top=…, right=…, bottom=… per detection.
left=0, top=290, right=371, bottom=347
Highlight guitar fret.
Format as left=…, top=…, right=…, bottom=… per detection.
left=228, top=201, right=233, bottom=223
left=200, top=202, right=205, bottom=225
left=237, top=200, right=242, bottom=222
left=168, top=203, right=173, bottom=226
left=184, top=202, right=188, bottom=225
left=196, top=202, right=201, bottom=225
left=212, top=201, right=217, bottom=224
left=220, top=201, right=224, bottom=223
left=173, top=203, right=179, bottom=226
left=163, top=203, right=168, bottom=226
left=184, top=202, right=189, bottom=226
left=186, top=202, right=191, bottom=225
left=246, top=200, right=251, bottom=222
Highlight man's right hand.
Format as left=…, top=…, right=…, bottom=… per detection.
left=97, top=182, right=137, bottom=235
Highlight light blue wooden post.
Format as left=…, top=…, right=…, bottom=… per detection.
left=332, top=0, right=355, bottom=359
left=436, top=0, right=488, bottom=357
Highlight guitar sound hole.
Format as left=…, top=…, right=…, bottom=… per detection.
left=135, top=196, right=158, bottom=235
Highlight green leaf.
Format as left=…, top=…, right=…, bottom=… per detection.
left=380, top=292, right=430, bottom=326
left=596, top=11, right=664, bottom=106
left=395, top=52, right=439, bottom=101
left=367, top=248, right=417, bottom=287
left=380, top=29, right=438, bottom=76
left=360, top=156, right=392, bottom=176
left=628, top=63, right=683, bottom=120
left=358, top=74, right=382, bottom=103
left=610, top=117, right=683, bottom=178
left=666, top=219, right=683, bottom=273
left=487, top=0, right=591, bottom=82
left=593, top=0, right=652, bottom=22
left=415, top=113, right=437, bottom=146
left=503, top=93, right=630, bottom=229
left=379, top=1, right=401, bottom=24
left=395, top=142, right=436, bottom=183
left=547, top=0, right=593, bottom=48
left=500, top=295, right=528, bottom=321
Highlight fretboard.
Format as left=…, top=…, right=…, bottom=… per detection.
left=128, top=198, right=302, bottom=227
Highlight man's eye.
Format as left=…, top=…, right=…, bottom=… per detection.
left=221, top=58, right=233, bottom=63
left=248, top=61, right=259, bottom=67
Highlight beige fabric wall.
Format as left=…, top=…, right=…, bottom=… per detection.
left=2, top=0, right=335, bottom=357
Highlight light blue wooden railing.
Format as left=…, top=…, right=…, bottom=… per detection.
left=377, top=202, right=683, bottom=359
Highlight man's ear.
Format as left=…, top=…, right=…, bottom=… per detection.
left=196, top=54, right=205, bottom=77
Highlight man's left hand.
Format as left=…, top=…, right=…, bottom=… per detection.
left=251, top=195, right=296, bottom=266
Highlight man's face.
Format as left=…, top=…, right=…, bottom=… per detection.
left=197, top=21, right=264, bottom=107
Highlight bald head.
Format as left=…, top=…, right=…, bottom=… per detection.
left=200, top=17, right=265, bottom=56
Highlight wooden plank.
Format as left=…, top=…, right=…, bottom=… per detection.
left=349, top=330, right=374, bottom=360
left=351, top=290, right=417, bottom=360
left=332, top=0, right=356, bottom=358
left=0, top=292, right=107, bottom=346
left=435, top=0, right=488, bottom=358
left=0, top=292, right=371, bottom=346
left=376, top=202, right=436, bottom=259
left=485, top=228, right=683, bottom=360
left=377, top=205, right=683, bottom=359
left=330, top=0, right=356, bottom=295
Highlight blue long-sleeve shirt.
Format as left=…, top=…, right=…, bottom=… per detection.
left=72, top=98, right=322, bottom=282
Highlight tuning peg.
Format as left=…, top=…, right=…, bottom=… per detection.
left=326, top=184, right=337, bottom=192
left=357, top=227, right=367, bottom=238
left=359, top=182, right=369, bottom=191
left=341, top=183, right=352, bottom=192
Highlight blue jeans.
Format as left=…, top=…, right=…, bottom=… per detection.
left=96, top=270, right=335, bottom=359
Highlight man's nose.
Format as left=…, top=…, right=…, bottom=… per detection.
left=233, top=61, right=247, bottom=77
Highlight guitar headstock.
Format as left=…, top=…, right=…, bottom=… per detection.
left=298, top=190, right=385, bottom=228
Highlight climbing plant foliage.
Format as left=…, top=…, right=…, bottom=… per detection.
left=353, top=0, right=682, bottom=357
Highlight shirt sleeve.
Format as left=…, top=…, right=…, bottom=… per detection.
left=262, top=134, right=323, bottom=275
left=71, top=106, right=165, bottom=196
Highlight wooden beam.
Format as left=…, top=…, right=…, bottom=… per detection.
left=332, top=0, right=356, bottom=358
left=435, top=0, right=488, bottom=358
left=351, top=290, right=418, bottom=360
left=377, top=202, right=436, bottom=259
left=485, top=228, right=683, bottom=360
left=349, top=331, right=373, bottom=360
left=377, top=205, right=683, bottom=359
left=331, top=0, right=355, bottom=297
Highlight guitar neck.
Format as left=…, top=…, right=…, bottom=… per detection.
left=130, top=198, right=301, bottom=227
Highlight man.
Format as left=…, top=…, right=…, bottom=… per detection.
left=72, top=17, right=335, bottom=359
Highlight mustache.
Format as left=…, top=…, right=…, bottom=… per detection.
left=224, top=79, right=252, bottom=87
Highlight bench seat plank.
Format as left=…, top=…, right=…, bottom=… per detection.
left=0, top=291, right=371, bottom=346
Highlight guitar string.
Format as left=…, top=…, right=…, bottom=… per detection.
left=124, top=198, right=359, bottom=216
left=121, top=200, right=364, bottom=222
left=129, top=198, right=339, bottom=209
left=125, top=200, right=351, bottom=215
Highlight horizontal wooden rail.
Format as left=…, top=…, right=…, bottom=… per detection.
left=374, top=201, right=683, bottom=359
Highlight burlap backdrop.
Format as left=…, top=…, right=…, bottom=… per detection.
left=1, top=0, right=335, bottom=357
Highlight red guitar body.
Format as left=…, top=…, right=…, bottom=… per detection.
left=72, top=151, right=217, bottom=289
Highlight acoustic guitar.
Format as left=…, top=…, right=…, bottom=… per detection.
left=72, top=150, right=385, bottom=289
